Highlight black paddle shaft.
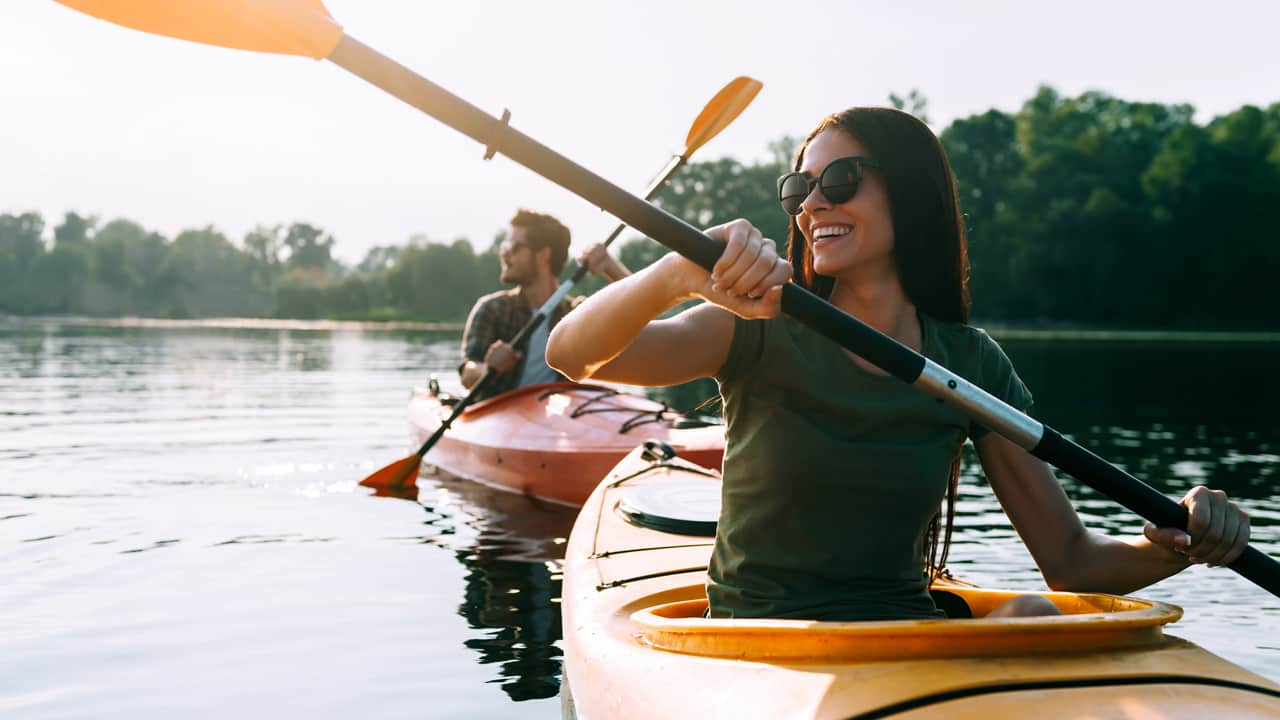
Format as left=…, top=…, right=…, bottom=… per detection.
left=327, top=35, right=1279, bottom=597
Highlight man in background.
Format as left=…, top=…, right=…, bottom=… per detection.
left=458, top=209, right=629, bottom=401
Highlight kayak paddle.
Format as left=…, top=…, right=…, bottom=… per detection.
left=51, top=0, right=1279, bottom=597
left=357, top=75, right=760, bottom=491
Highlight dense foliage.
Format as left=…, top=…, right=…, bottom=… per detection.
left=3, top=87, right=1278, bottom=328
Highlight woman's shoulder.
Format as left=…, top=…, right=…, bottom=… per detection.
left=921, top=314, right=1018, bottom=374
left=923, top=314, right=1002, bottom=350
left=923, top=314, right=1032, bottom=410
left=923, top=313, right=980, bottom=348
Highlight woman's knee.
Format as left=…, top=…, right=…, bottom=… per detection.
left=985, top=594, right=1062, bottom=618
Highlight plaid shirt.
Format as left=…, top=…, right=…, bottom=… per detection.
left=459, top=287, right=584, bottom=401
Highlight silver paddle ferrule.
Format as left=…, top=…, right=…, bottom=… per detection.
left=538, top=278, right=576, bottom=317
left=915, top=359, right=1044, bottom=449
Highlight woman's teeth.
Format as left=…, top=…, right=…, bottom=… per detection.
left=813, top=225, right=852, bottom=239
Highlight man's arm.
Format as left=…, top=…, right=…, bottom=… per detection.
left=459, top=297, right=499, bottom=389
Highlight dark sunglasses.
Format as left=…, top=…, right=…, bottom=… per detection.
left=499, top=240, right=531, bottom=256
left=776, top=156, right=879, bottom=216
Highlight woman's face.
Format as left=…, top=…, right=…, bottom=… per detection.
left=796, top=129, right=895, bottom=280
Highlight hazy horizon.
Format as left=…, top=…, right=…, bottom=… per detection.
left=6, top=0, right=1279, bottom=263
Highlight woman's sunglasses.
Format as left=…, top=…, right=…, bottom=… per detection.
left=776, top=156, right=879, bottom=216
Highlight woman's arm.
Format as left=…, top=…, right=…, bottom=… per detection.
left=975, top=432, right=1250, bottom=594
left=547, top=253, right=733, bottom=385
left=547, top=219, right=791, bottom=385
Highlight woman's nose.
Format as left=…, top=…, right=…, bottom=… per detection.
left=799, top=183, right=831, bottom=215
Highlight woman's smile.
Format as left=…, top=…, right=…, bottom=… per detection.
left=811, top=224, right=853, bottom=240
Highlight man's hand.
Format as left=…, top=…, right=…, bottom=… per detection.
left=578, top=243, right=630, bottom=282
left=483, top=340, right=522, bottom=375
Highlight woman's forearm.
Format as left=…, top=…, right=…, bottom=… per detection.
left=1052, top=531, right=1191, bottom=595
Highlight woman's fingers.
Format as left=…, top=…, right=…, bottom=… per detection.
left=1184, top=486, right=1221, bottom=562
left=1220, top=511, right=1251, bottom=565
left=709, top=220, right=761, bottom=293
left=732, top=243, right=775, bottom=296
left=1156, top=486, right=1251, bottom=567
left=1143, top=521, right=1190, bottom=552
left=747, top=258, right=793, bottom=299
left=701, top=219, right=790, bottom=318
left=1188, top=486, right=1249, bottom=566
left=715, top=280, right=785, bottom=320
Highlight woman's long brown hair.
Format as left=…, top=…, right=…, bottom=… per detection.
left=785, top=107, right=971, bottom=579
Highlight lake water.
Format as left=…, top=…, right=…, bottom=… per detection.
left=2, top=316, right=1277, bottom=718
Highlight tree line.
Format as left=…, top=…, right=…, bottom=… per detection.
left=3, top=86, right=1277, bottom=329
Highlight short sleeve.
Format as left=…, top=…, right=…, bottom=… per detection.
left=460, top=297, right=499, bottom=371
left=968, top=331, right=1034, bottom=439
left=715, top=315, right=766, bottom=382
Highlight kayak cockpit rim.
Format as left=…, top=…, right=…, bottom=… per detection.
left=627, top=583, right=1184, bottom=662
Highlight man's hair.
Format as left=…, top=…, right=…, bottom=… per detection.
left=510, top=209, right=571, bottom=275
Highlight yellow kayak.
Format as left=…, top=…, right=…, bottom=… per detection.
left=560, top=443, right=1280, bottom=719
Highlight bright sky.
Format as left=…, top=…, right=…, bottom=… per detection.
left=6, top=1, right=1279, bottom=264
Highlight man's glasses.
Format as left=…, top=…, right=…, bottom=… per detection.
left=776, top=156, right=879, bottom=216
left=499, top=240, right=531, bottom=257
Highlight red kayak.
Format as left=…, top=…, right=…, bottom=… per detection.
left=407, top=381, right=725, bottom=506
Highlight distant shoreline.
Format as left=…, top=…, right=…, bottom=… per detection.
left=1, top=315, right=465, bottom=332
left=985, top=327, right=1280, bottom=343
left=5, top=314, right=1280, bottom=343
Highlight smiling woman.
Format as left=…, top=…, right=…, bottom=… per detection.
left=545, top=106, right=1259, bottom=625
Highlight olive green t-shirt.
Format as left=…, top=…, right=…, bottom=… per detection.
left=708, top=312, right=1033, bottom=621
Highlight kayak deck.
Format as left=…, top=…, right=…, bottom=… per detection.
left=407, top=381, right=725, bottom=506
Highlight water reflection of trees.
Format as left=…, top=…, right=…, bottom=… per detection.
left=1002, top=340, right=1280, bottom=508
left=384, top=471, right=578, bottom=701
left=456, top=542, right=563, bottom=700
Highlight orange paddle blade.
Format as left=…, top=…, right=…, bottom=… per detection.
left=360, top=453, right=422, bottom=490
left=52, top=0, right=343, bottom=59
left=682, top=76, right=762, bottom=156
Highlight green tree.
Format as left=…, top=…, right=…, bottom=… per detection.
left=0, top=212, right=47, bottom=313
left=164, top=226, right=266, bottom=317
left=941, top=109, right=1025, bottom=319
left=30, top=242, right=92, bottom=313
left=243, top=224, right=286, bottom=303
left=274, top=267, right=330, bottom=319
left=1142, top=105, right=1280, bottom=328
left=53, top=211, right=94, bottom=247
left=653, top=153, right=792, bottom=255
left=283, top=222, right=336, bottom=271
left=888, top=89, right=931, bottom=125
left=385, top=237, right=490, bottom=321
left=83, top=218, right=170, bottom=315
